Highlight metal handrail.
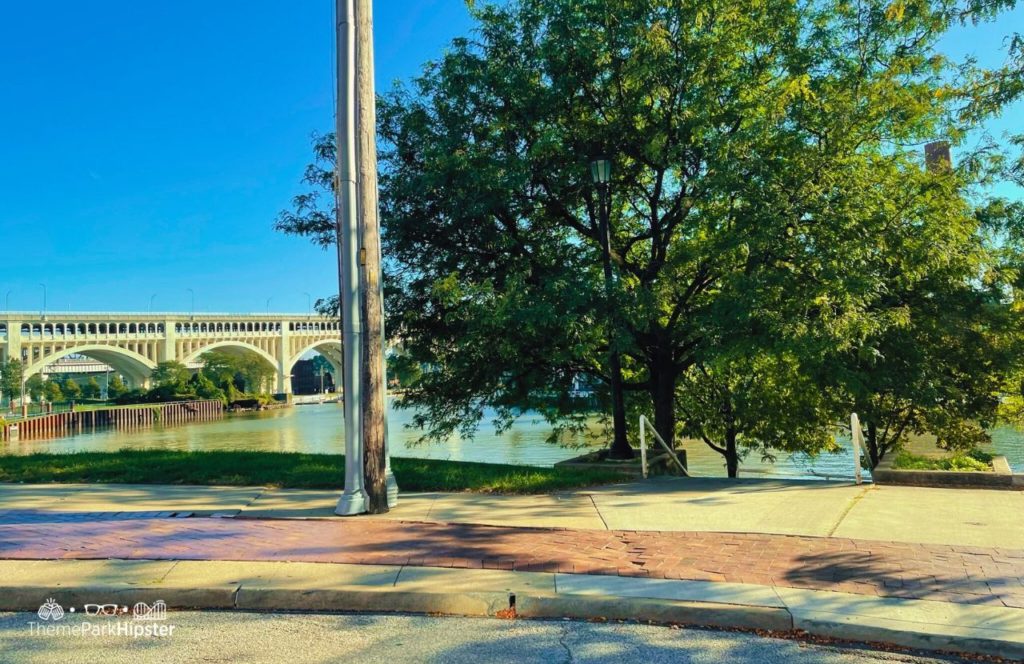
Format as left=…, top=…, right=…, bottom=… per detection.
left=850, top=413, right=865, bottom=485
left=639, top=414, right=689, bottom=478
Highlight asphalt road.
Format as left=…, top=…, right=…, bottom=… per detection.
left=0, top=611, right=971, bottom=664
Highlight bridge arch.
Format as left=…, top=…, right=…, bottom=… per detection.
left=183, top=341, right=282, bottom=394
left=25, top=344, right=158, bottom=388
left=182, top=341, right=279, bottom=371
left=286, top=340, right=343, bottom=380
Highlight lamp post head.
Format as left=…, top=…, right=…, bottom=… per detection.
left=589, top=156, right=612, bottom=185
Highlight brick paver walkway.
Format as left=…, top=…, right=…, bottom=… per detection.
left=1, top=513, right=1022, bottom=608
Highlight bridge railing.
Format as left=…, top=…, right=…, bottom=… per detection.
left=1, top=311, right=332, bottom=318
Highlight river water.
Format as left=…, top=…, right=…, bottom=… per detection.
left=2, top=400, right=1022, bottom=478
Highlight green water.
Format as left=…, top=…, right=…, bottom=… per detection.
left=3, top=400, right=1022, bottom=478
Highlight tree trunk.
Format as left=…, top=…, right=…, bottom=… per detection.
left=355, top=0, right=388, bottom=514
left=725, top=429, right=739, bottom=478
left=866, top=421, right=880, bottom=469
left=650, top=360, right=677, bottom=449
left=606, top=350, right=633, bottom=459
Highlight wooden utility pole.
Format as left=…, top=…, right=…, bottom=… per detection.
left=354, top=0, right=389, bottom=514
left=334, top=0, right=396, bottom=517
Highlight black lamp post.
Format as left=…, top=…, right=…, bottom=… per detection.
left=590, top=156, right=633, bottom=460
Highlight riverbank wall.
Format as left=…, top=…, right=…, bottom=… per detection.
left=0, top=400, right=224, bottom=443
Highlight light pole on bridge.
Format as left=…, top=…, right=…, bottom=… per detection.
left=304, top=292, right=312, bottom=315
left=265, top=297, right=273, bottom=314
left=38, top=284, right=46, bottom=317
left=187, top=288, right=195, bottom=316
left=149, top=293, right=157, bottom=314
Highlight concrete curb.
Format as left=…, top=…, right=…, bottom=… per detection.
left=0, top=584, right=786, bottom=631
left=793, top=613, right=1024, bottom=661
left=514, top=594, right=791, bottom=631
left=1, top=560, right=1022, bottom=660
left=235, top=588, right=511, bottom=617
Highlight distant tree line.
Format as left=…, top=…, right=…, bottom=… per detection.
left=114, top=350, right=276, bottom=405
left=0, top=349, right=280, bottom=409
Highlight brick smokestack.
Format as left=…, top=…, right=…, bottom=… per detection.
left=925, top=141, right=952, bottom=172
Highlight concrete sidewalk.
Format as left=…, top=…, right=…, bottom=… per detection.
left=3, top=479, right=1024, bottom=659
left=2, top=478, right=1022, bottom=547
left=1, top=559, right=1021, bottom=660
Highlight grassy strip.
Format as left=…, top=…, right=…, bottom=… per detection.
left=0, top=449, right=627, bottom=494
left=892, top=449, right=994, bottom=472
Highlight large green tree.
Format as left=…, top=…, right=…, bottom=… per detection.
left=200, top=350, right=275, bottom=395
left=106, top=374, right=128, bottom=399
left=82, top=376, right=102, bottom=400
left=62, top=378, right=81, bottom=401
left=25, top=375, right=45, bottom=403
left=43, top=379, right=63, bottom=403
left=151, top=361, right=191, bottom=390
left=0, top=359, right=23, bottom=408
left=188, top=372, right=226, bottom=402
left=279, top=0, right=1020, bottom=475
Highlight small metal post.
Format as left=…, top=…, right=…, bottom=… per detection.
left=851, top=413, right=863, bottom=485
left=639, top=416, right=649, bottom=479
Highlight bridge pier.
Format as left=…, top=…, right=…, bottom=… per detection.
left=277, top=372, right=293, bottom=396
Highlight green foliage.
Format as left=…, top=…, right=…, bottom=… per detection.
left=106, top=374, right=128, bottom=399
left=82, top=377, right=102, bottom=399
left=278, top=0, right=1024, bottom=477
left=841, top=268, right=1018, bottom=467
left=310, top=355, right=333, bottom=375
left=43, top=379, right=63, bottom=403
left=0, top=450, right=627, bottom=494
left=201, top=350, right=275, bottom=395
left=112, top=389, right=146, bottom=405
left=386, top=349, right=422, bottom=388
left=0, top=359, right=23, bottom=405
left=113, top=385, right=197, bottom=405
left=675, top=352, right=840, bottom=477
left=151, top=361, right=190, bottom=389
left=25, top=375, right=45, bottom=403
left=112, top=364, right=215, bottom=405
left=62, top=378, right=82, bottom=400
left=892, top=450, right=994, bottom=472
left=188, top=372, right=226, bottom=402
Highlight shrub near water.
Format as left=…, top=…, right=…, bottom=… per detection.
left=892, top=449, right=994, bottom=472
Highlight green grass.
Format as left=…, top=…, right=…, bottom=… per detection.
left=892, top=448, right=994, bottom=472
left=0, top=449, right=628, bottom=494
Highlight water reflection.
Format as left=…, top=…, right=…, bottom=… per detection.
left=2, top=400, right=1022, bottom=477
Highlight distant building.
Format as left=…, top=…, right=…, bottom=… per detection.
left=925, top=141, right=952, bottom=172
left=291, top=359, right=335, bottom=395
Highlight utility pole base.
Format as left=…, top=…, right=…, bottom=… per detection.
left=335, top=490, right=368, bottom=516
left=385, top=471, right=399, bottom=508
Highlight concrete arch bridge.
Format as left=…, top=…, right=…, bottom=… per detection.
left=0, top=313, right=342, bottom=394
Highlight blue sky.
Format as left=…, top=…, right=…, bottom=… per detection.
left=0, top=1, right=1020, bottom=314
